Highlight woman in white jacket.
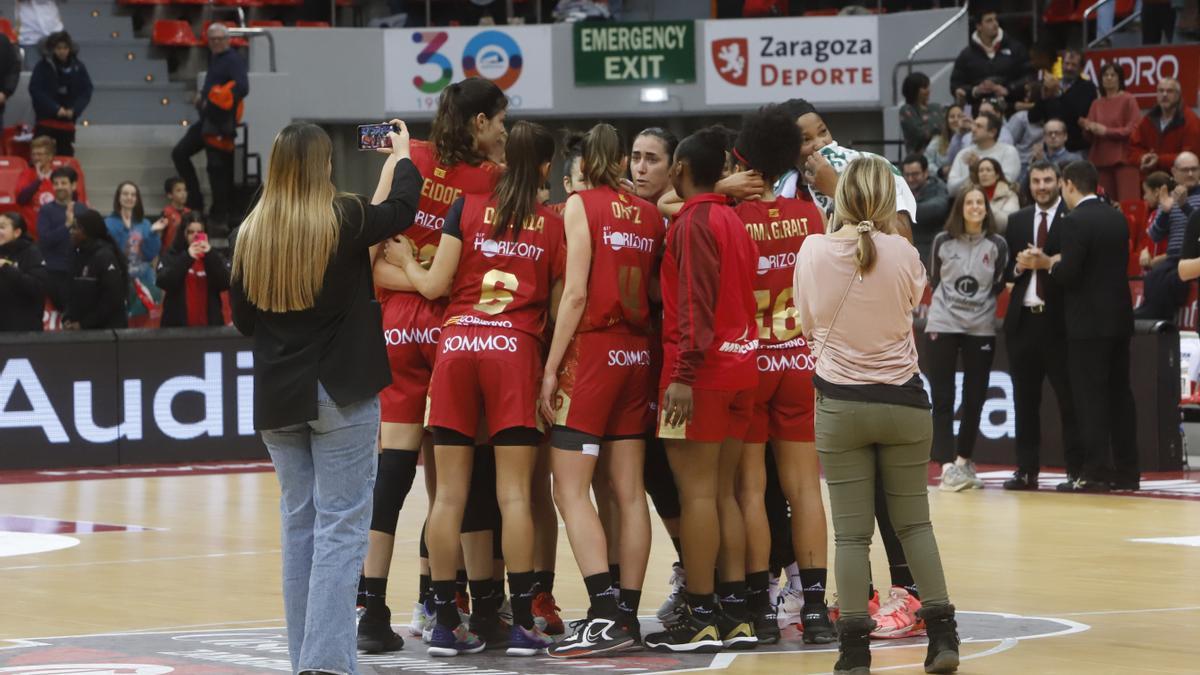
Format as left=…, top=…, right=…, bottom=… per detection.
left=971, top=157, right=1019, bottom=233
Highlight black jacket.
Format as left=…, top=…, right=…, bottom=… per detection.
left=1004, top=202, right=1069, bottom=337
left=949, top=32, right=1032, bottom=108
left=0, top=234, right=48, bottom=331
left=29, top=48, right=94, bottom=123
left=200, top=49, right=249, bottom=141
left=0, top=35, right=20, bottom=112
left=231, top=158, right=421, bottom=430
left=1051, top=198, right=1135, bottom=340
left=1029, top=78, right=1098, bottom=154
left=156, top=245, right=230, bottom=327
left=66, top=239, right=128, bottom=329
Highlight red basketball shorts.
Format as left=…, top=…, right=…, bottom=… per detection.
left=656, top=386, right=754, bottom=443
left=551, top=331, right=654, bottom=445
left=426, top=325, right=542, bottom=439
left=746, top=346, right=816, bottom=443
left=379, top=293, right=444, bottom=424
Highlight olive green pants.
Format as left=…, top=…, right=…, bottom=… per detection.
left=814, top=392, right=951, bottom=618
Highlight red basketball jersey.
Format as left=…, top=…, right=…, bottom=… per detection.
left=443, top=194, right=566, bottom=338
left=575, top=186, right=664, bottom=334
left=734, top=197, right=824, bottom=347
left=379, top=140, right=502, bottom=301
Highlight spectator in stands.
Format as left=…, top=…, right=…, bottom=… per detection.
left=977, top=99, right=1015, bottom=145
left=1136, top=172, right=1174, bottom=273
left=105, top=182, right=166, bottom=323
left=947, top=112, right=1021, bottom=195
left=172, top=23, right=249, bottom=233
left=156, top=213, right=229, bottom=327
left=36, top=166, right=85, bottom=312
left=899, top=71, right=944, bottom=155
left=1149, top=152, right=1200, bottom=256
left=1130, top=77, right=1200, bottom=176
left=1005, top=86, right=1044, bottom=186
left=1029, top=49, right=1096, bottom=155
left=1143, top=0, right=1176, bottom=44
left=17, top=135, right=59, bottom=237
left=1031, top=119, right=1084, bottom=171
left=0, top=34, right=20, bottom=133
left=16, top=0, right=62, bottom=55
left=160, top=177, right=192, bottom=254
left=950, top=9, right=1031, bottom=111
left=927, top=185, right=1008, bottom=492
left=0, top=212, right=48, bottom=332
left=1002, top=160, right=1083, bottom=490
left=29, top=31, right=93, bottom=157
left=972, top=157, right=1019, bottom=232
left=1035, top=161, right=1138, bottom=492
left=925, top=104, right=970, bottom=182
left=63, top=209, right=127, bottom=330
left=1082, top=63, right=1142, bottom=204
left=902, top=153, right=950, bottom=251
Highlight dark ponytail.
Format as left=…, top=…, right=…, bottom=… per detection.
left=491, top=121, right=556, bottom=239
left=430, top=78, right=508, bottom=166
left=77, top=209, right=129, bottom=281
left=581, top=123, right=625, bottom=191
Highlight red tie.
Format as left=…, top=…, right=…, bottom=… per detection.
left=1035, top=211, right=1049, bottom=301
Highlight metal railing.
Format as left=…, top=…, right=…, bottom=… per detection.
left=227, top=27, right=276, bottom=73
left=1084, top=0, right=1143, bottom=48
left=891, top=2, right=970, bottom=106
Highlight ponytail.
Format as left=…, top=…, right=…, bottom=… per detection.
left=853, top=221, right=877, bottom=274
left=429, top=78, right=508, bottom=166
left=581, top=123, right=625, bottom=191
left=491, top=121, right=556, bottom=239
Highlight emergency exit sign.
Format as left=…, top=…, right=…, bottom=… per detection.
left=573, top=21, right=696, bottom=86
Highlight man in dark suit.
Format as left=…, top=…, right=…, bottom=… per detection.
left=1026, top=161, right=1139, bottom=492
left=1002, top=160, right=1085, bottom=490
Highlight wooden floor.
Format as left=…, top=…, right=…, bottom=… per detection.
left=1, top=463, right=1199, bottom=674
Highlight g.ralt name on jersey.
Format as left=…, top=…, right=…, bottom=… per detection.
left=743, top=211, right=810, bottom=242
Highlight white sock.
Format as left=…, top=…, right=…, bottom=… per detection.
left=786, top=563, right=802, bottom=591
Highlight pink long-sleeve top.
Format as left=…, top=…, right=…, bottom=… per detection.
left=1085, top=91, right=1142, bottom=168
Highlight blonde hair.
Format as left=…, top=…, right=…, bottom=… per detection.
left=832, top=155, right=897, bottom=274
left=232, top=123, right=343, bottom=312
left=31, top=135, right=56, bottom=154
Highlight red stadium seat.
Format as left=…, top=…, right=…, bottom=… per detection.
left=152, top=20, right=203, bottom=47
left=50, top=156, right=87, bottom=205
left=174, top=0, right=213, bottom=5
left=0, top=156, right=29, bottom=212
left=296, top=20, right=331, bottom=27
left=0, top=19, right=15, bottom=42
left=119, top=0, right=170, bottom=5
left=262, top=0, right=304, bottom=6
left=215, top=0, right=263, bottom=6
left=248, top=20, right=284, bottom=27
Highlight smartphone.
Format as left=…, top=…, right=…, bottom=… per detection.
left=358, top=123, right=396, bottom=151
left=194, top=232, right=208, bottom=243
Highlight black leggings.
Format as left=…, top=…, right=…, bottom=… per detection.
left=926, top=332, right=996, bottom=464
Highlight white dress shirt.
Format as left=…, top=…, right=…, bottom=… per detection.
left=1024, top=197, right=1062, bottom=307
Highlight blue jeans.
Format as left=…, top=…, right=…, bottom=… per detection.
left=262, top=383, right=380, bottom=675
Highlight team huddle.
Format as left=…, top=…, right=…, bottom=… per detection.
left=352, top=77, right=926, bottom=660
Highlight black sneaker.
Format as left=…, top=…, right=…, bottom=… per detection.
left=1055, top=476, right=1081, bottom=492
left=800, top=602, right=837, bottom=644
left=1063, top=478, right=1111, bottom=493
left=1002, top=471, right=1038, bottom=490
left=470, top=611, right=510, bottom=650
left=357, top=609, right=405, bottom=653
left=750, top=602, right=780, bottom=645
left=548, top=616, right=637, bottom=659
left=644, top=611, right=723, bottom=653
left=716, top=610, right=757, bottom=650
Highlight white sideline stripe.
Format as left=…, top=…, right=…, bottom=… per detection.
left=1130, top=536, right=1200, bottom=547
left=1057, top=605, right=1200, bottom=617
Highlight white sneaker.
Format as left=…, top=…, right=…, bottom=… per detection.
left=655, top=563, right=687, bottom=622
left=962, top=460, right=984, bottom=489
left=939, top=464, right=972, bottom=492
left=775, top=587, right=806, bottom=627
left=411, top=601, right=433, bottom=637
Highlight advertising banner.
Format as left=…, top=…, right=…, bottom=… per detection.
left=703, top=15, right=880, bottom=106
left=384, top=25, right=554, bottom=114
left=1084, top=44, right=1200, bottom=109
left=573, top=21, right=695, bottom=86
left=0, top=329, right=264, bottom=470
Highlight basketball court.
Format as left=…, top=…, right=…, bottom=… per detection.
left=2, top=461, right=1198, bottom=674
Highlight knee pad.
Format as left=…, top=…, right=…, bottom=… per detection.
left=369, top=449, right=420, bottom=535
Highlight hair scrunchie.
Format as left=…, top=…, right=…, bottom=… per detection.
left=855, top=221, right=873, bottom=234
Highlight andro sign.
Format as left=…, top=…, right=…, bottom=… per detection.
left=573, top=21, right=695, bottom=86
left=1084, top=44, right=1200, bottom=109
left=703, top=16, right=879, bottom=105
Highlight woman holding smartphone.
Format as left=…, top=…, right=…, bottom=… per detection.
left=155, top=213, right=229, bottom=327
left=358, top=77, right=508, bottom=654
left=390, top=120, right=563, bottom=658
left=230, top=120, right=420, bottom=675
